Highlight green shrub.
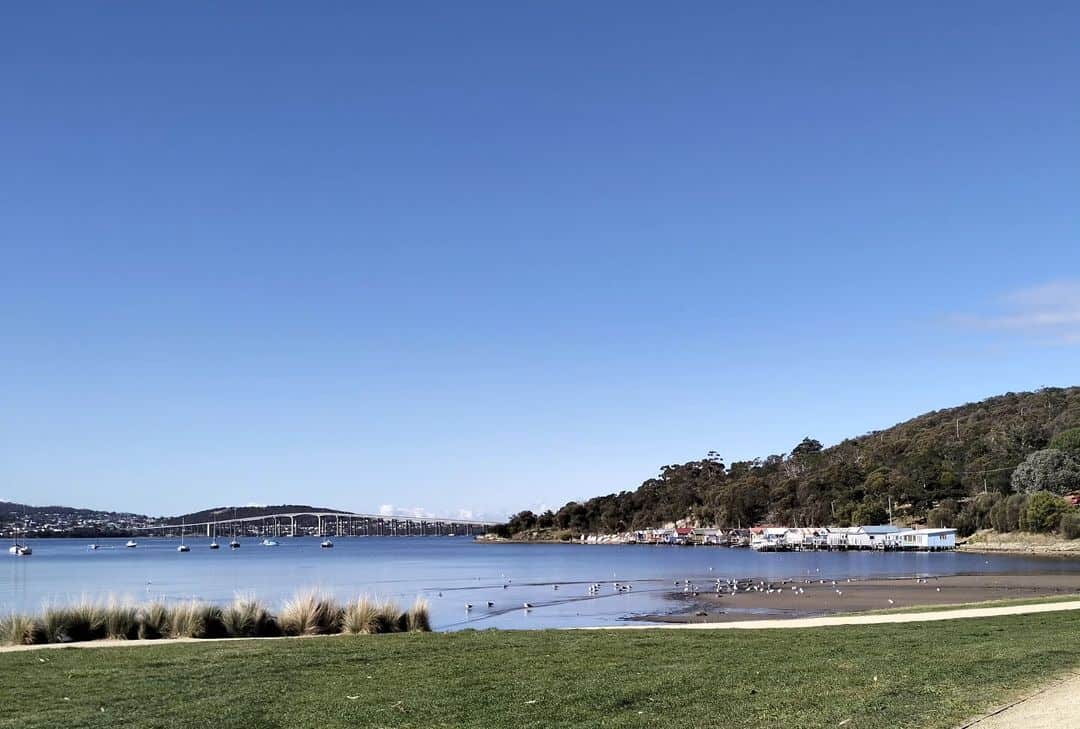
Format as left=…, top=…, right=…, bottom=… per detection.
left=1050, top=427, right=1080, bottom=455
left=1023, top=491, right=1070, bottom=533
left=1061, top=511, right=1080, bottom=540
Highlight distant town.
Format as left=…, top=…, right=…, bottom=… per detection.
left=1, top=502, right=163, bottom=538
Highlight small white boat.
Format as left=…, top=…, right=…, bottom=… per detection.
left=320, top=539, right=334, bottom=549
left=177, top=519, right=191, bottom=552
left=88, top=543, right=100, bottom=550
left=9, top=522, right=32, bottom=555
left=261, top=538, right=279, bottom=547
left=229, top=538, right=241, bottom=549
left=209, top=521, right=220, bottom=549
left=125, top=540, right=138, bottom=548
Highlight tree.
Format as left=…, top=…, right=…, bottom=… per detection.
left=1022, top=492, right=1071, bottom=533
left=1050, top=427, right=1080, bottom=455
left=1011, top=449, right=1080, bottom=495
left=851, top=500, right=889, bottom=525
left=791, top=438, right=824, bottom=458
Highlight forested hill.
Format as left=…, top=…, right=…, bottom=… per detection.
left=501, top=387, right=1080, bottom=537
left=172, top=505, right=349, bottom=522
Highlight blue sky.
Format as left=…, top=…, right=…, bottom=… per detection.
left=3, top=2, right=1079, bottom=518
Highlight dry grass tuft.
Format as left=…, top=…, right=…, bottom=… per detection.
left=342, top=597, right=379, bottom=634
left=406, top=598, right=432, bottom=632
left=138, top=603, right=171, bottom=640
left=279, top=591, right=343, bottom=636
left=222, top=596, right=279, bottom=637
left=41, top=601, right=107, bottom=643
left=373, top=599, right=404, bottom=634
left=105, top=600, right=140, bottom=640
left=167, top=601, right=226, bottom=639
left=1, top=614, right=45, bottom=645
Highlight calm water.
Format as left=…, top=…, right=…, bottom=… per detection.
left=6, top=537, right=1080, bottom=630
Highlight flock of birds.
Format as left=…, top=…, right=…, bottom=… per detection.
left=447, top=570, right=946, bottom=617
left=453, top=572, right=948, bottom=615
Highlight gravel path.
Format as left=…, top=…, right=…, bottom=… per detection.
left=959, top=672, right=1080, bottom=729
left=593, top=598, right=1080, bottom=630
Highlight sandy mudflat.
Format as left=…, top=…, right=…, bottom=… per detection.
left=639, top=572, right=1080, bottom=624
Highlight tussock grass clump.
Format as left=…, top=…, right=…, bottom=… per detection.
left=406, top=598, right=432, bottom=632
left=105, top=601, right=140, bottom=640
left=7, top=591, right=431, bottom=646
left=373, top=599, right=404, bottom=634
left=138, top=603, right=171, bottom=640
left=279, top=591, right=343, bottom=636
left=222, top=596, right=279, bottom=637
left=342, top=597, right=379, bottom=634
left=169, top=601, right=227, bottom=639
left=41, top=601, right=107, bottom=643
left=1, top=614, right=45, bottom=645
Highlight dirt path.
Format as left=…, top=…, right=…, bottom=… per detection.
left=959, top=672, right=1080, bottom=729
left=594, top=598, right=1080, bottom=630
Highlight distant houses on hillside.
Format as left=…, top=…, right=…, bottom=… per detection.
left=577, top=524, right=957, bottom=551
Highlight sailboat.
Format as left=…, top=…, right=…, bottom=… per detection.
left=228, top=509, right=241, bottom=549
left=209, top=520, right=220, bottom=549
left=8, top=520, right=31, bottom=556
left=177, top=519, right=190, bottom=552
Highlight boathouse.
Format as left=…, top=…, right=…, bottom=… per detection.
left=898, top=528, right=957, bottom=551
left=846, top=524, right=903, bottom=549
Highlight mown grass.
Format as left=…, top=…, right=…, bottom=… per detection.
left=856, top=593, right=1080, bottom=615
left=1, top=612, right=1079, bottom=729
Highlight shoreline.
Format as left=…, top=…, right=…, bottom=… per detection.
left=636, top=572, right=1080, bottom=624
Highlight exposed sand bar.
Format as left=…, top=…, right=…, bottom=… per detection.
left=640, top=573, right=1080, bottom=624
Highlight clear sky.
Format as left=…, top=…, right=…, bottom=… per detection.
left=3, top=2, right=1079, bottom=519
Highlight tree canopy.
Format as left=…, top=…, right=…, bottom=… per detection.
left=500, top=387, right=1080, bottom=538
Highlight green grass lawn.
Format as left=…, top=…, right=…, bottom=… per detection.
left=855, top=593, right=1080, bottom=615
left=3, top=612, right=1079, bottom=729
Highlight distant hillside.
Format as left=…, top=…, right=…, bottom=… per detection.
left=500, top=387, right=1080, bottom=537
left=0, top=502, right=146, bottom=520
left=173, top=505, right=349, bottom=523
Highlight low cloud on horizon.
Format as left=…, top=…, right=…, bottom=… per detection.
left=953, top=280, right=1080, bottom=345
left=378, top=504, right=507, bottom=522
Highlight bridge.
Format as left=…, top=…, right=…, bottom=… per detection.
left=139, top=511, right=497, bottom=538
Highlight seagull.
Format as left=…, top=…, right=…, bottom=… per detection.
left=888, top=599, right=894, bottom=605
left=523, top=602, right=533, bottom=609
